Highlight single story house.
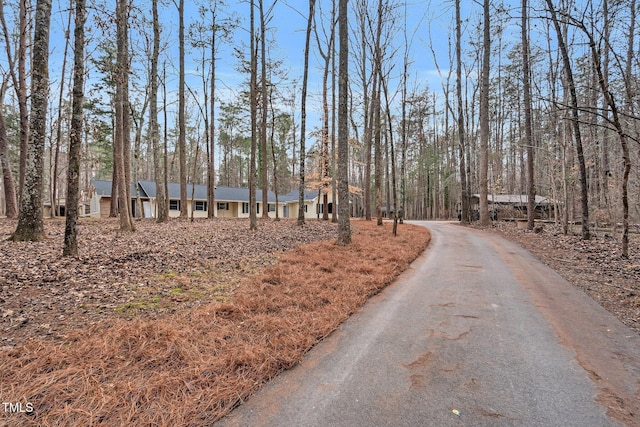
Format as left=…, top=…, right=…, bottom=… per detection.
left=89, top=180, right=331, bottom=220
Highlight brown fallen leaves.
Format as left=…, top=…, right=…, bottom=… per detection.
left=0, top=218, right=339, bottom=347
left=0, top=219, right=430, bottom=427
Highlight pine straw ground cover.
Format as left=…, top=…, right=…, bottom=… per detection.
left=1, top=220, right=430, bottom=426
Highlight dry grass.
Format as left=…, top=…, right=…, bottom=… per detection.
left=0, top=221, right=430, bottom=426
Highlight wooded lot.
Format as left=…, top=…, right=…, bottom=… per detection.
left=0, top=0, right=638, bottom=254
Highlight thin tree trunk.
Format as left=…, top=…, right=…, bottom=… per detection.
left=11, top=0, right=51, bottom=242
left=208, top=7, right=217, bottom=219
left=259, top=0, right=269, bottom=218
left=298, top=0, right=316, bottom=226
left=479, top=0, right=490, bottom=226
left=455, top=0, right=470, bottom=224
left=314, top=6, right=335, bottom=222
left=578, top=21, right=631, bottom=257
left=52, top=3, right=72, bottom=218
left=163, top=62, right=170, bottom=218
left=151, top=0, right=167, bottom=222
left=0, top=0, right=28, bottom=211
left=249, top=0, right=258, bottom=230
left=178, top=0, right=187, bottom=218
left=63, top=0, right=85, bottom=256
left=131, top=96, right=148, bottom=219
left=381, top=75, right=398, bottom=235
left=0, top=80, right=17, bottom=218
left=545, top=0, right=590, bottom=239
left=523, top=0, right=535, bottom=230
left=337, top=0, right=351, bottom=245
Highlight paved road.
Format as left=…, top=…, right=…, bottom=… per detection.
left=217, top=221, right=640, bottom=427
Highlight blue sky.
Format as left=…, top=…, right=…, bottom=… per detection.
left=4, top=0, right=525, bottom=147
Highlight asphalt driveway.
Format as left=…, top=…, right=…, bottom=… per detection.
left=217, top=221, right=640, bottom=426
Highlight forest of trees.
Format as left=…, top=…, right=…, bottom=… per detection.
left=0, top=0, right=638, bottom=254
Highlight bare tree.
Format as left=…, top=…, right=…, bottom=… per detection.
left=479, top=0, right=490, bottom=226
left=575, top=19, right=632, bottom=257
left=455, top=0, right=470, bottom=224
left=336, top=0, right=351, bottom=245
left=259, top=0, right=269, bottom=218
left=63, top=0, right=86, bottom=256
left=298, top=0, right=316, bottom=226
left=0, top=0, right=28, bottom=209
left=545, top=0, right=590, bottom=240
left=52, top=3, right=72, bottom=217
left=522, top=0, right=535, bottom=230
left=249, top=0, right=258, bottom=230
left=115, top=0, right=135, bottom=231
left=178, top=0, right=187, bottom=218
left=0, top=78, right=17, bottom=218
left=313, top=1, right=336, bottom=221
left=151, top=0, right=167, bottom=222
left=10, top=0, right=51, bottom=242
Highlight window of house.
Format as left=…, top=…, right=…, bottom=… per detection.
left=216, top=202, right=228, bottom=211
left=304, top=205, right=308, bottom=213
left=242, top=202, right=249, bottom=214
left=256, top=203, right=260, bottom=213
left=268, top=203, right=276, bottom=212
left=169, top=200, right=180, bottom=211
left=195, top=201, right=208, bottom=211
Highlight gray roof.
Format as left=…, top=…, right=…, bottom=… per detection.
left=280, top=189, right=318, bottom=203
left=136, top=180, right=282, bottom=203
left=93, top=180, right=146, bottom=198
left=94, top=179, right=316, bottom=204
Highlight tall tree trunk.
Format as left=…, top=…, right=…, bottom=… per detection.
left=455, top=0, right=470, bottom=224
left=208, top=7, right=217, bottom=219
left=373, top=0, right=383, bottom=227
left=249, top=0, right=258, bottom=230
left=11, top=0, right=51, bottom=242
left=601, top=0, right=611, bottom=214
left=0, top=80, right=18, bottom=218
left=178, top=0, right=187, bottom=218
left=63, top=0, right=85, bottom=256
left=259, top=0, right=269, bottom=218
left=298, top=0, right=316, bottom=226
left=163, top=62, right=169, bottom=216
left=52, top=3, right=72, bottom=218
left=522, top=0, right=535, bottom=230
left=314, top=9, right=334, bottom=221
left=336, top=0, right=351, bottom=245
left=115, top=0, right=134, bottom=231
left=578, top=21, right=632, bottom=257
left=131, top=98, right=148, bottom=219
left=381, top=75, right=398, bottom=235
left=400, top=1, right=409, bottom=224
left=479, top=0, right=490, bottom=226
left=546, top=0, right=591, bottom=240
left=331, top=1, right=337, bottom=224
left=545, top=0, right=590, bottom=240
left=151, top=0, right=167, bottom=222
left=0, top=0, right=28, bottom=212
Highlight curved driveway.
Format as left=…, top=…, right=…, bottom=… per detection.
left=217, top=221, right=640, bottom=426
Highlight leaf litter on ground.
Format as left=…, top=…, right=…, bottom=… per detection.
left=0, top=218, right=430, bottom=426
